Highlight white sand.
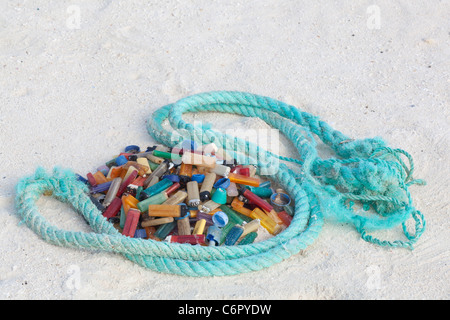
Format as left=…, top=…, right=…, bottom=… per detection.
left=0, top=0, right=448, bottom=299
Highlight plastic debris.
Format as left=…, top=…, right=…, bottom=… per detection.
left=82, top=143, right=294, bottom=245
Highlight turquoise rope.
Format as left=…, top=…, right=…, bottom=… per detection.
left=15, top=91, right=426, bottom=276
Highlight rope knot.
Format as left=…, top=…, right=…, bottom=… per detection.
left=336, top=137, right=386, bottom=159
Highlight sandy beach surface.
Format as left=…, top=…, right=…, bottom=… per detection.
left=0, top=1, right=448, bottom=299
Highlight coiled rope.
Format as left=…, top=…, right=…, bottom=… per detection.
left=15, top=91, right=426, bottom=277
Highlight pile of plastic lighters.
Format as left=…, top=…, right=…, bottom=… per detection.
left=77, top=141, right=294, bottom=246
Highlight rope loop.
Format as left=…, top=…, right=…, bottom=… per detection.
left=15, top=91, right=426, bottom=276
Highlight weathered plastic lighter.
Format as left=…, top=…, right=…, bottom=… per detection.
left=147, top=204, right=189, bottom=218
